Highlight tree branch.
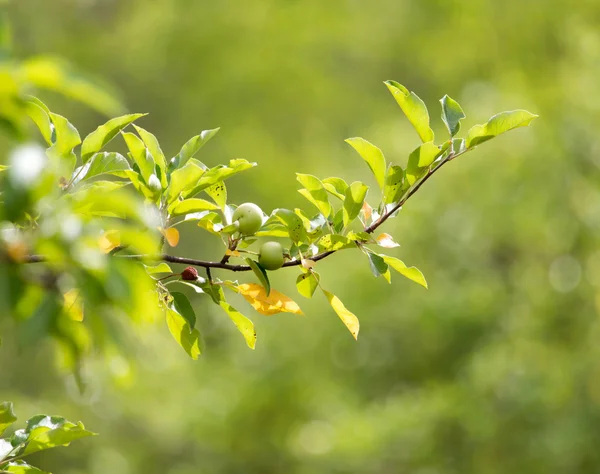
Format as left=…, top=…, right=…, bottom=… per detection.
left=18, top=153, right=456, bottom=272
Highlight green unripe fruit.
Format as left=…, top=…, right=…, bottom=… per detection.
left=258, top=241, right=284, bottom=270
left=232, top=203, right=264, bottom=235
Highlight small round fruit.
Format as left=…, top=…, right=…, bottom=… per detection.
left=259, top=241, right=284, bottom=270
left=232, top=203, right=263, bottom=235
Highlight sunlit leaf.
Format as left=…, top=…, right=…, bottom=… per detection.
left=343, top=181, right=369, bottom=227
left=98, top=230, right=120, bottom=253
left=144, top=262, right=172, bottom=278
left=184, top=159, right=256, bottom=198
left=160, top=227, right=179, bottom=247
left=23, top=97, right=53, bottom=145
left=382, top=255, right=428, bottom=288
left=440, top=95, right=466, bottom=137
left=81, top=113, right=146, bottom=162
left=296, top=174, right=332, bottom=217
left=0, top=402, right=17, bottom=436
left=322, top=289, right=359, bottom=340
left=204, top=182, right=227, bottom=209
left=376, top=233, right=400, bottom=248
left=384, top=80, right=434, bottom=143
left=122, top=132, right=155, bottom=184
left=2, top=460, right=48, bottom=473
left=382, top=165, right=406, bottom=205
left=274, top=209, right=306, bottom=243
left=296, top=272, right=319, bottom=298
left=466, top=110, right=539, bottom=148
left=246, top=258, right=271, bottom=297
left=317, top=234, right=355, bottom=251
left=219, top=301, right=256, bottom=349
left=166, top=305, right=201, bottom=359
left=170, top=198, right=219, bottom=216
left=172, top=128, right=220, bottom=169
left=322, top=176, right=349, bottom=200
left=236, top=283, right=303, bottom=316
left=132, top=125, right=168, bottom=188
left=170, top=292, right=196, bottom=328
left=72, top=152, right=130, bottom=184
left=406, top=142, right=441, bottom=185
left=345, top=137, right=386, bottom=189
left=23, top=415, right=96, bottom=455
left=47, top=112, right=80, bottom=173
left=165, top=159, right=206, bottom=203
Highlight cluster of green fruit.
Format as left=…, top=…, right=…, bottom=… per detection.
left=232, top=203, right=284, bottom=270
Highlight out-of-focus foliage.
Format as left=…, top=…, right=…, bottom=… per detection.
left=1, top=0, right=600, bottom=473
left=0, top=401, right=94, bottom=474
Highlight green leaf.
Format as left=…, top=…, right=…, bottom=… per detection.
left=204, top=182, right=227, bottom=209
left=384, top=80, right=434, bottom=143
left=132, top=125, right=168, bottom=188
left=382, top=255, right=428, bottom=288
left=440, top=95, right=466, bottom=137
left=165, top=159, right=206, bottom=203
left=81, top=113, right=146, bottom=162
left=23, top=97, right=53, bottom=145
left=166, top=305, right=201, bottom=359
left=274, top=209, right=306, bottom=243
left=382, top=165, right=406, bottom=205
left=365, top=251, right=389, bottom=278
left=73, top=152, right=130, bottom=184
left=246, top=258, right=271, bottom=297
left=172, top=128, right=220, bottom=169
left=345, top=138, right=386, bottom=189
left=255, top=222, right=289, bottom=238
left=0, top=402, right=17, bottom=436
left=343, top=181, right=369, bottom=227
left=452, top=138, right=466, bottom=154
left=296, top=272, right=319, bottom=298
left=466, top=110, right=539, bottom=148
left=219, top=301, right=256, bottom=349
left=406, top=142, right=441, bottom=185
left=170, top=198, right=219, bottom=216
left=184, top=159, right=256, bottom=198
left=22, top=416, right=95, bottom=456
left=322, top=177, right=349, bottom=200
left=122, top=132, right=155, bottom=185
left=144, top=263, right=172, bottom=277
left=170, top=292, right=196, bottom=328
left=2, top=460, right=48, bottom=473
left=47, top=113, right=80, bottom=171
left=296, top=174, right=332, bottom=217
left=317, top=234, right=355, bottom=251
left=322, top=288, right=359, bottom=340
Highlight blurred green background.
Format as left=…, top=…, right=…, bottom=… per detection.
left=3, top=0, right=600, bottom=473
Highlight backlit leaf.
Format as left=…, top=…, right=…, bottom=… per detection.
left=385, top=80, right=434, bottom=143
left=322, top=177, right=349, bottom=200
left=322, top=289, right=359, bottom=340
left=466, top=110, right=538, bottom=148
left=170, top=292, right=196, bottom=328
left=165, top=159, right=206, bottom=203
left=296, top=272, right=319, bottom=298
left=170, top=198, right=219, bottom=216
left=440, top=95, right=466, bottom=137
left=132, top=125, right=168, bottom=188
left=219, top=302, right=256, bottom=349
left=160, top=227, right=179, bottom=247
left=365, top=251, right=389, bottom=278
left=317, top=234, right=355, bottom=251
left=3, top=460, right=48, bottom=473
left=376, top=233, right=400, bottom=248
left=382, top=164, right=406, bottom=205
left=166, top=305, right=201, bottom=359
left=73, top=152, right=130, bottom=184
left=122, top=132, right=155, bottom=184
left=63, top=289, right=83, bottom=322
left=296, top=174, right=332, bottom=217
left=343, top=181, right=369, bottom=227
left=173, top=128, right=220, bottom=169
left=406, top=142, right=440, bottom=185
left=204, top=182, right=227, bottom=209
left=81, top=113, right=146, bottom=162
left=23, top=416, right=96, bottom=455
left=0, top=402, right=17, bottom=436
left=345, top=137, right=386, bottom=189
left=236, top=283, right=303, bottom=316
left=382, top=255, right=428, bottom=288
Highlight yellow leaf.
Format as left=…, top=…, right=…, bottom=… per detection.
left=237, top=283, right=303, bottom=316
left=160, top=227, right=180, bottom=247
left=322, top=289, right=359, bottom=340
left=226, top=249, right=241, bottom=257
left=376, top=233, right=400, bottom=248
left=98, top=229, right=120, bottom=253
left=64, top=289, right=83, bottom=321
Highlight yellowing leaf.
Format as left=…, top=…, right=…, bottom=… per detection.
left=98, top=230, right=120, bottom=253
left=225, top=249, right=241, bottom=257
left=160, top=227, right=180, bottom=247
left=376, top=233, right=400, bottom=248
left=64, top=289, right=83, bottom=321
left=322, top=289, right=359, bottom=340
left=361, top=200, right=373, bottom=222
left=236, top=283, right=303, bottom=316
